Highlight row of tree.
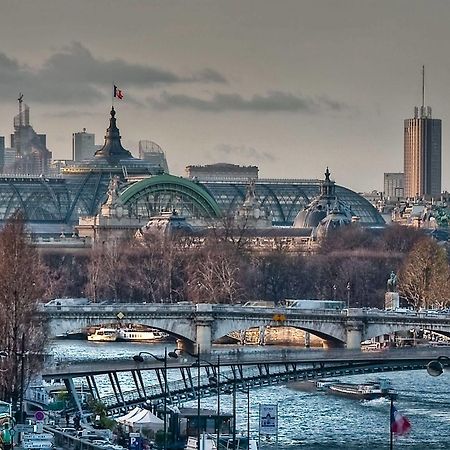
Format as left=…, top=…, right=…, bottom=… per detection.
left=1, top=214, right=450, bottom=403
left=43, top=223, right=450, bottom=309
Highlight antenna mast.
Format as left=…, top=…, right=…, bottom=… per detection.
left=18, top=92, right=24, bottom=126
left=421, top=65, right=425, bottom=110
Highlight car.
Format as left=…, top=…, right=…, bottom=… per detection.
left=59, top=427, right=76, bottom=435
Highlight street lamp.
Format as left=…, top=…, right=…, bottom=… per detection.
left=209, top=371, right=251, bottom=450
left=426, top=356, right=450, bottom=377
left=171, top=347, right=202, bottom=449
left=132, top=349, right=178, bottom=450
left=346, top=281, right=351, bottom=309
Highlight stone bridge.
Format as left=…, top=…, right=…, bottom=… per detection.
left=40, top=303, right=450, bottom=353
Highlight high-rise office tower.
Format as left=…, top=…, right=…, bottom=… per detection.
left=72, top=128, right=96, bottom=161
left=0, top=136, right=4, bottom=172
left=404, top=66, right=442, bottom=198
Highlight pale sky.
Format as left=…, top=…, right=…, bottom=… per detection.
left=0, top=0, right=449, bottom=192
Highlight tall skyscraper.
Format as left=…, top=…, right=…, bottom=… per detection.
left=72, top=128, right=96, bottom=161
left=12, top=95, right=52, bottom=175
left=0, top=136, right=4, bottom=172
left=404, top=67, right=442, bottom=199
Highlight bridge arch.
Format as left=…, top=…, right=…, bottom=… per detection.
left=119, top=174, right=222, bottom=220
left=212, top=318, right=346, bottom=347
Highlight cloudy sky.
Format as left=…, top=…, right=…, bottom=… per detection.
left=0, top=0, right=449, bottom=191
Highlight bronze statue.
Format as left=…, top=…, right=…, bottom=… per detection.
left=387, top=271, right=398, bottom=292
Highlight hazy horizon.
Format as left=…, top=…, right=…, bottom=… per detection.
left=1, top=0, right=449, bottom=192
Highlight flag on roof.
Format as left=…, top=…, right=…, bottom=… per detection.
left=391, top=404, right=411, bottom=436
left=114, top=85, right=124, bottom=100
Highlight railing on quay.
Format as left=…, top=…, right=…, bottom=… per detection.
left=46, top=427, right=107, bottom=450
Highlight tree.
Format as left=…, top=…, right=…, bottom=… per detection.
left=399, top=238, right=450, bottom=309
left=0, top=214, right=47, bottom=407
left=186, top=243, right=245, bottom=303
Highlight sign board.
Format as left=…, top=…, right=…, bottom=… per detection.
left=22, top=440, right=53, bottom=449
left=259, top=404, right=278, bottom=435
left=22, top=433, right=53, bottom=441
left=15, top=425, right=34, bottom=433
left=34, top=411, right=45, bottom=422
left=129, top=433, right=142, bottom=450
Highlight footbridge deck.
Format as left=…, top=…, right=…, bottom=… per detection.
left=41, top=348, right=450, bottom=417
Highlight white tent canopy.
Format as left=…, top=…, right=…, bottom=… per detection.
left=116, top=407, right=143, bottom=424
left=117, top=407, right=164, bottom=432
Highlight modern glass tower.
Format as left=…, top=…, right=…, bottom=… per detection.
left=404, top=67, right=442, bottom=199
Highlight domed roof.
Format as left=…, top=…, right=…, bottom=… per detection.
left=139, top=210, right=194, bottom=237
left=293, top=168, right=347, bottom=229
left=315, top=204, right=353, bottom=239
left=293, top=203, right=327, bottom=228
left=94, top=107, right=133, bottom=163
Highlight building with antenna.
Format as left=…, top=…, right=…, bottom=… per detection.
left=404, top=66, right=442, bottom=198
left=10, top=94, right=52, bottom=175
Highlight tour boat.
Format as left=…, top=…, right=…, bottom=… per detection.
left=288, top=378, right=397, bottom=400
left=87, top=328, right=117, bottom=342
left=327, top=378, right=397, bottom=400
left=116, top=327, right=169, bottom=342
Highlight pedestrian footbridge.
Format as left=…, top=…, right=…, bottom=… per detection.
left=40, top=347, right=450, bottom=418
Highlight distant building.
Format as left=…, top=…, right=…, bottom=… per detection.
left=72, top=129, right=96, bottom=161
left=404, top=67, right=442, bottom=199
left=186, top=163, right=258, bottom=182
left=138, top=140, right=169, bottom=173
left=384, top=173, right=404, bottom=200
left=11, top=96, right=52, bottom=175
left=2, top=148, right=16, bottom=173
left=0, top=137, right=4, bottom=172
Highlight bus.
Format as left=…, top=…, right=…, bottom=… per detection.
left=284, top=299, right=346, bottom=311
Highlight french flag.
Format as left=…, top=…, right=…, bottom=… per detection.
left=114, top=85, right=124, bottom=100
left=391, top=404, right=411, bottom=436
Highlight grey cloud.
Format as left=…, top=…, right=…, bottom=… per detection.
left=213, top=144, right=276, bottom=162
left=0, top=43, right=226, bottom=105
left=151, top=90, right=349, bottom=113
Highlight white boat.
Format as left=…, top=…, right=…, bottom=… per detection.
left=185, top=434, right=258, bottom=450
left=185, top=435, right=217, bottom=450
left=87, top=328, right=117, bottom=342
left=116, top=328, right=168, bottom=342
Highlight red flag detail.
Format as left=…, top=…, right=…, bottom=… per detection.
left=114, top=85, right=124, bottom=100
left=391, top=405, right=411, bottom=436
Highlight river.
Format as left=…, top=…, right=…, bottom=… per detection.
left=48, top=340, right=450, bottom=450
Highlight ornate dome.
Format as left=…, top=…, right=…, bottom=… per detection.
left=138, top=210, right=194, bottom=237
left=293, top=168, right=353, bottom=229
left=315, top=203, right=353, bottom=239
left=293, top=203, right=327, bottom=228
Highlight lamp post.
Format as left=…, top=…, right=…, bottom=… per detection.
left=426, top=356, right=450, bottom=377
left=169, top=347, right=202, bottom=449
left=346, top=281, right=351, bottom=309
left=133, top=349, right=178, bottom=450
left=210, top=371, right=251, bottom=450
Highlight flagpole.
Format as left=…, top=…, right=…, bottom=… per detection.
left=389, top=396, right=394, bottom=450
left=112, top=82, right=114, bottom=108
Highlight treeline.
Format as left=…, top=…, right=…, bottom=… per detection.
left=42, top=224, right=450, bottom=309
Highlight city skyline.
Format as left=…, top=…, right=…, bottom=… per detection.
left=0, top=0, right=450, bottom=191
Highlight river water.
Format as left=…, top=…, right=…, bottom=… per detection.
left=48, top=340, right=450, bottom=450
